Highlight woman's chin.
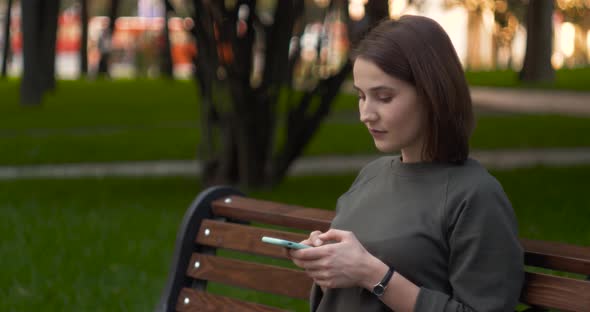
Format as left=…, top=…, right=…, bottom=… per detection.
left=373, top=142, right=398, bottom=154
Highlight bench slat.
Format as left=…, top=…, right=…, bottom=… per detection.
left=186, top=253, right=313, bottom=300
left=211, top=196, right=333, bottom=231
left=212, top=197, right=590, bottom=276
left=196, top=219, right=308, bottom=259
left=522, top=238, right=590, bottom=276
left=176, top=287, right=287, bottom=312
left=520, top=272, right=590, bottom=311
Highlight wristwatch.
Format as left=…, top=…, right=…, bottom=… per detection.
left=372, top=266, right=394, bottom=297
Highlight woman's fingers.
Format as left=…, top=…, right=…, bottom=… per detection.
left=291, top=258, right=305, bottom=268
left=306, top=230, right=324, bottom=247
left=318, top=229, right=350, bottom=242
left=294, top=231, right=324, bottom=248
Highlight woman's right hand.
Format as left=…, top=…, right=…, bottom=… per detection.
left=289, top=230, right=326, bottom=292
left=301, top=230, right=325, bottom=248
left=285, top=230, right=325, bottom=266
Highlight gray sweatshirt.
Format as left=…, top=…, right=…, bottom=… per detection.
left=310, top=156, right=524, bottom=312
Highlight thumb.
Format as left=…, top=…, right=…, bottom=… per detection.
left=309, top=230, right=324, bottom=247
left=318, top=229, right=348, bottom=242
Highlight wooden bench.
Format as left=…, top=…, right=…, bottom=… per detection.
left=156, top=186, right=590, bottom=312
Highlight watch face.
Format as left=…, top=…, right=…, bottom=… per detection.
left=373, top=284, right=385, bottom=296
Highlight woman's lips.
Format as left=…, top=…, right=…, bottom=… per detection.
left=369, top=128, right=387, bottom=137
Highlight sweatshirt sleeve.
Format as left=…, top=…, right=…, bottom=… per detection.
left=414, top=178, right=524, bottom=312
left=309, top=283, right=324, bottom=312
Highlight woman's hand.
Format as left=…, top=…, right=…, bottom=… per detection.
left=288, top=229, right=384, bottom=289
left=301, top=230, right=326, bottom=248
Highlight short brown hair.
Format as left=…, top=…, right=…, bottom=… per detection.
left=351, top=15, right=474, bottom=164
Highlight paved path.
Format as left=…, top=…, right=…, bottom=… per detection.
left=2, top=148, right=590, bottom=180
left=470, top=87, right=590, bottom=116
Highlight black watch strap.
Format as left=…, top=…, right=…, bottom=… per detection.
left=372, top=266, right=395, bottom=297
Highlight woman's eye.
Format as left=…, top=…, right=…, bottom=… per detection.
left=378, top=97, right=392, bottom=103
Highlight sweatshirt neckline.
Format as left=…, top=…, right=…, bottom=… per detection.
left=389, top=156, right=454, bottom=176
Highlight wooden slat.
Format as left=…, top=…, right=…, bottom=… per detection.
left=520, top=272, right=590, bottom=311
left=196, top=219, right=308, bottom=259
left=186, top=253, right=313, bottom=300
left=522, top=238, right=590, bottom=275
left=211, top=196, right=333, bottom=232
left=176, top=287, right=286, bottom=312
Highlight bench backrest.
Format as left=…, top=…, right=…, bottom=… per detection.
left=156, top=186, right=590, bottom=312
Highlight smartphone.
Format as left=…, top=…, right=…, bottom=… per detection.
left=261, top=236, right=311, bottom=249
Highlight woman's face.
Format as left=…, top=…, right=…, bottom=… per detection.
left=353, top=58, right=427, bottom=162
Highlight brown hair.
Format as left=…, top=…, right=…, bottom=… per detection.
left=351, top=15, right=474, bottom=164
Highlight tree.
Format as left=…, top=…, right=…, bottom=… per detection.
left=188, top=0, right=388, bottom=188
left=554, top=0, right=590, bottom=67
left=160, top=0, right=175, bottom=78
left=20, top=0, right=60, bottom=105
left=97, top=0, right=120, bottom=76
left=1, top=0, right=12, bottom=78
left=519, top=0, right=554, bottom=82
left=491, top=0, right=526, bottom=69
left=79, top=0, right=89, bottom=77
left=444, top=0, right=496, bottom=69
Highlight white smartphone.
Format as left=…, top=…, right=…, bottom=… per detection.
left=261, top=236, right=311, bottom=249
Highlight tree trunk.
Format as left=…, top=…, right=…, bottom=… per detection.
left=1, top=0, right=13, bottom=78
left=519, top=0, right=554, bottom=82
left=348, top=0, right=388, bottom=46
left=40, top=0, right=59, bottom=93
left=190, top=0, right=229, bottom=185
left=97, top=0, right=120, bottom=76
left=20, top=0, right=60, bottom=105
left=189, top=1, right=364, bottom=188
left=270, top=61, right=352, bottom=183
left=20, top=0, right=42, bottom=105
left=160, top=0, right=174, bottom=78
left=466, top=9, right=483, bottom=70
left=365, top=0, right=389, bottom=24
left=79, top=0, right=89, bottom=77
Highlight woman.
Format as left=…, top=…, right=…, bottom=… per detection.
left=289, top=15, right=524, bottom=312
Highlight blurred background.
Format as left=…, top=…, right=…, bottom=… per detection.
left=2, top=0, right=590, bottom=78
left=1, top=0, right=589, bottom=311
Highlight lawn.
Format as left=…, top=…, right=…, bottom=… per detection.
left=0, top=79, right=199, bottom=130
left=2, top=165, right=589, bottom=311
left=306, top=113, right=590, bottom=156
left=1, top=80, right=589, bottom=165
left=465, top=67, right=590, bottom=92
left=3, top=112, right=590, bottom=165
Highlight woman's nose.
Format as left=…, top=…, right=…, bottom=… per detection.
left=360, top=103, right=378, bottom=123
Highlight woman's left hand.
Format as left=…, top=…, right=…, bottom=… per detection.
left=289, top=229, right=380, bottom=289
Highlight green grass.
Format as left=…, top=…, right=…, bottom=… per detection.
left=0, top=126, right=200, bottom=164
left=3, top=112, right=590, bottom=165
left=0, top=79, right=203, bottom=165
left=465, top=67, right=590, bottom=91
left=305, top=114, right=590, bottom=156
left=0, top=176, right=348, bottom=312
left=0, top=79, right=200, bottom=130
left=471, top=114, right=590, bottom=149
left=1, top=79, right=590, bottom=165
left=1, top=166, right=589, bottom=311
left=0, top=177, right=197, bottom=312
